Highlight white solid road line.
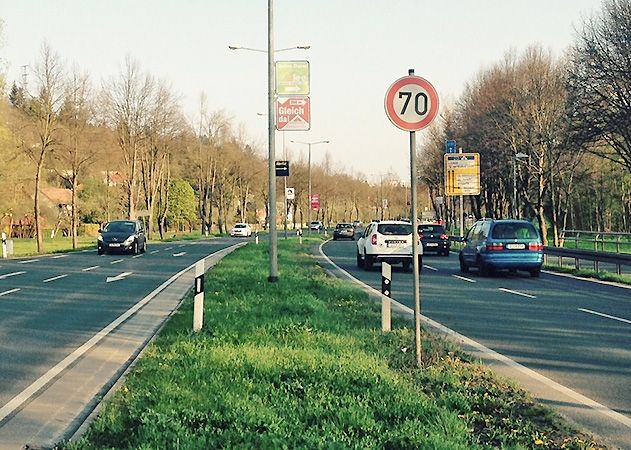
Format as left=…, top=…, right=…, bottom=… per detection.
left=499, top=287, right=536, bottom=299
left=0, top=288, right=20, bottom=297
left=81, top=266, right=99, bottom=272
left=317, top=241, right=631, bottom=432
left=18, top=259, right=39, bottom=264
left=452, top=274, right=476, bottom=283
left=110, top=259, right=124, bottom=264
left=43, top=274, right=68, bottom=283
left=0, top=271, right=26, bottom=280
left=579, top=308, right=631, bottom=325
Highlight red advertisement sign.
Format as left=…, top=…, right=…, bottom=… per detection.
left=310, top=194, right=320, bottom=210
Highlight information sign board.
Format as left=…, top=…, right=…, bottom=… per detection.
left=444, top=153, right=481, bottom=196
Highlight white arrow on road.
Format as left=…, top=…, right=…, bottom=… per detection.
left=106, top=272, right=132, bottom=283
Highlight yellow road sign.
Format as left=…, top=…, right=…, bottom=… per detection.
left=444, top=153, right=480, bottom=196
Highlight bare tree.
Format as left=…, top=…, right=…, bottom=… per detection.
left=567, top=0, right=631, bottom=173
left=102, top=57, right=154, bottom=219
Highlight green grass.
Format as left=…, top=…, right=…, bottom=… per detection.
left=544, top=262, right=631, bottom=285
left=7, top=235, right=96, bottom=256
left=61, top=238, right=605, bottom=450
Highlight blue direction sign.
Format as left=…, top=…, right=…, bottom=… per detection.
left=445, top=140, right=457, bottom=153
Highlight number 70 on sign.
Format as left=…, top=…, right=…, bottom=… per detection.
left=384, top=75, right=439, bottom=132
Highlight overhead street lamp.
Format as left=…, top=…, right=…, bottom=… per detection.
left=228, top=1, right=309, bottom=283
left=290, top=140, right=330, bottom=235
left=512, top=152, right=528, bottom=218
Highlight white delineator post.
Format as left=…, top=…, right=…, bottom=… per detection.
left=193, top=260, right=204, bottom=332
left=381, top=262, right=392, bottom=332
left=1, top=233, right=7, bottom=259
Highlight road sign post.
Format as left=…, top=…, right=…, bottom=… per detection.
left=193, top=259, right=204, bottom=332
left=385, top=69, right=439, bottom=367
left=381, top=262, right=392, bottom=332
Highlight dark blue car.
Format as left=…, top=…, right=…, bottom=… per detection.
left=459, top=219, right=543, bottom=277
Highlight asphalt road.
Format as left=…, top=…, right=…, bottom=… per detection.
left=322, top=238, right=631, bottom=448
left=0, top=238, right=243, bottom=412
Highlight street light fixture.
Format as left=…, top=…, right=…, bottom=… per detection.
left=290, top=140, right=330, bottom=235
left=228, top=45, right=311, bottom=53
left=512, top=152, right=528, bottom=218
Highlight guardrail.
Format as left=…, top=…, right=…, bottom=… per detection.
left=560, top=230, right=631, bottom=254
left=544, top=246, right=631, bottom=275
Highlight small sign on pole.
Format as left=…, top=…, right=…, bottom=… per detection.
left=193, top=260, right=204, bottom=332
left=275, top=160, right=290, bottom=177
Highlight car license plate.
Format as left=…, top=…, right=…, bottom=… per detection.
left=109, top=243, right=121, bottom=247
left=386, top=240, right=405, bottom=247
left=427, top=243, right=438, bottom=247
left=506, top=243, right=525, bottom=250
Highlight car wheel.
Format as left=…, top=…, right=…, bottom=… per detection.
left=98, top=247, right=104, bottom=255
left=418, top=255, right=423, bottom=272
left=403, top=260, right=411, bottom=272
left=141, top=240, right=147, bottom=253
left=459, top=255, right=469, bottom=273
left=132, top=241, right=139, bottom=255
left=333, top=236, right=337, bottom=240
left=356, top=251, right=364, bottom=268
left=530, top=268, right=541, bottom=278
left=443, top=249, right=450, bottom=257
left=478, top=260, right=490, bottom=277
left=364, top=253, right=373, bottom=271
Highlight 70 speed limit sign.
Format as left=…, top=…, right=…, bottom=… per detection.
left=384, top=75, right=439, bottom=131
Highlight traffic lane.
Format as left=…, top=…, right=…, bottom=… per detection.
left=321, top=240, right=631, bottom=417
left=0, top=239, right=238, bottom=408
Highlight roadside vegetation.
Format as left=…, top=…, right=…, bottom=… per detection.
left=62, top=238, right=605, bottom=449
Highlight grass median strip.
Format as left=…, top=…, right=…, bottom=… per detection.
left=63, top=238, right=604, bottom=449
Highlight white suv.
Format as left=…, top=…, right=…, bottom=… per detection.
left=356, top=220, right=422, bottom=271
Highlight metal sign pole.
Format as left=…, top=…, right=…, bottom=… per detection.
left=410, top=127, right=422, bottom=367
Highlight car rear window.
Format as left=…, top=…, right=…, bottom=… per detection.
left=418, top=225, right=445, bottom=233
left=491, top=223, right=539, bottom=239
left=235, top=224, right=246, bottom=228
left=377, top=223, right=413, bottom=235
left=336, top=223, right=352, bottom=229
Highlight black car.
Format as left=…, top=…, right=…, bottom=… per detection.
left=333, top=223, right=355, bottom=240
left=97, top=220, right=147, bottom=255
left=418, top=223, right=450, bottom=256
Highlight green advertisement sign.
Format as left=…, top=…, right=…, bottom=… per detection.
left=275, top=60, right=310, bottom=95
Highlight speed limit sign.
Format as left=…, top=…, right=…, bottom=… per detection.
left=384, top=75, right=439, bottom=131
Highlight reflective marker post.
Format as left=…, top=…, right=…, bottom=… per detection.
left=1, top=233, right=6, bottom=259
left=381, top=262, right=392, bottom=332
left=193, top=260, right=204, bottom=332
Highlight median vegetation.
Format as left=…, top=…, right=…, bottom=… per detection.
left=63, top=238, right=604, bottom=449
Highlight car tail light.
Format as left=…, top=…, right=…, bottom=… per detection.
left=528, top=242, right=543, bottom=250
left=440, top=234, right=449, bottom=240
left=371, top=234, right=378, bottom=245
left=418, top=233, right=424, bottom=240
left=486, top=243, right=504, bottom=251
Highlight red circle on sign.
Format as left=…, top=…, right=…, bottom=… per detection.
left=384, top=75, right=439, bottom=131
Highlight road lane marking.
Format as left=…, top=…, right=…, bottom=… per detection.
left=178, top=244, right=186, bottom=247
left=0, top=271, right=26, bottom=280
left=18, top=259, right=39, bottom=264
left=579, top=308, right=631, bottom=325
left=499, top=288, right=536, bottom=299
left=452, top=274, right=476, bottom=283
left=173, top=252, right=186, bottom=257
left=132, top=254, right=143, bottom=259
left=165, top=246, right=173, bottom=251
left=423, top=264, right=438, bottom=271
left=50, top=255, right=68, bottom=259
left=106, top=272, right=132, bottom=283
left=150, top=250, right=159, bottom=254
left=43, top=274, right=68, bottom=283
left=81, top=266, right=99, bottom=272
left=317, top=241, right=631, bottom=432
left=110, top=259, right=124, bottom=264
left=0, top=288, right=20, bottom=297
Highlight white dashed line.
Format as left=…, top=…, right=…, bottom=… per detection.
left=81, top=266, right=99, bottom=272
left=110, top=259, right=124, bottom=265
left=150, top=250, right=159, bottom=254
left=579, top=308, right=631, bottom=325
left=50, top=255, right=68, bottom=259
left=499, top=288, right=536, bottom=299
left=43, top=274, right=69, bottom=283
left=132, top=254, right=143, bottom=259
left=165, top=247, right=173, bottom=251
left=178, top=244, right=186, bottom=248
left=173, top=252, right=186, bottom=257
left=452, top=274, right=476, bottom=283
left=0, top=271, right=26, bottom=280
left=18, top=259, right=39, bottom=264
left=423, top=265, right=438, bottom=271
left=0, top=288, right=20, bottom=297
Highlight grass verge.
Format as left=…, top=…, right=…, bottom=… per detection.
left=60, top=238, right=605, bottom=449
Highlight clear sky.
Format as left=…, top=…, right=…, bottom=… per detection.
left=0, top=0, right=601, bottom=182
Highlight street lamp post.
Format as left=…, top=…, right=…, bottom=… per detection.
left=512, top=152, right=528, bottom=218
left=290, top=140, right=330, bottom=235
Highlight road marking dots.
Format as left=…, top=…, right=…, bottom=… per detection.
left=579, top=308, right=631, bottom=325
left=423, top=264, right=438, bottom=271
left=81, top=266, right=99, bottom=272
left=110, top=259, right=124, bottom=264
left=0, top=288, right=20, bottom=297
left=0, top=271, right=26, bottom=280
left=499, top=287, right=536, bottom=299
left=43, top=274, right=68, bottom=283
left=452, top=274, right=476, bottom=283
left=18, top=259, right=39, bottom=264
